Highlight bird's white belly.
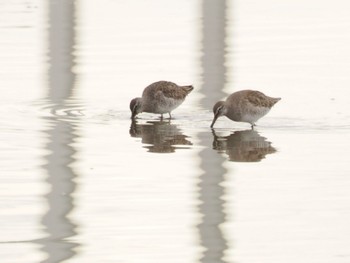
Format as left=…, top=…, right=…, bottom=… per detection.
left=155, top=97, right=184, bottom=113
left=241, top=107, right=270, bottom=123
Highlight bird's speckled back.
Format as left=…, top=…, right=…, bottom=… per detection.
left=141, top=81, right=193, bottom=114
left=225, top=90, right=280, bottom=122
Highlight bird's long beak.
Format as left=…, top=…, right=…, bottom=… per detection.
left=210, top=113, right=219, bottom=128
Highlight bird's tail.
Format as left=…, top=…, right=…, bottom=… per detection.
left=183, top=85, right=194, bottom=93
left=272, top=97, right=281, bottom=105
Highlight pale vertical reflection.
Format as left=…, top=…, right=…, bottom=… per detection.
left=200, top=0, right=227, bottom=107
left=41, top=120, right=78, bottom=263
left=48, top=0, right=76, bottom=101
left=197, top=0, right=229, bottom=262
left=39, top=0, right=79, bottom=262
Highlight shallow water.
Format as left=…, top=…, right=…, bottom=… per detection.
left=1, top=0, right=350, bottom=262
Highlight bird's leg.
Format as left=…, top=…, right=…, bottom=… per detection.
left=251, top=123, right=256, bottom=130
left=168, top=112, right=172, bottom=119
left=160, top=114, right=163, bottom=120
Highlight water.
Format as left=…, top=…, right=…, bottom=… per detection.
left=1, top=0, right=350, bottom=262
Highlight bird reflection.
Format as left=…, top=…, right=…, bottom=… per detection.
left=130, top=120, right=192, bottom=153
left=212, top=129, right=277, bottom=162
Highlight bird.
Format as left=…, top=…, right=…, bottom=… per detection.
left=210, top=90, right=281, bottom=128
left=130, top=81, right=193, bottom=119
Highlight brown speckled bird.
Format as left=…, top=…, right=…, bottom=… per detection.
left=130, top=81, right=193, bottom=119
left=210, top=90, right=281, bottom=128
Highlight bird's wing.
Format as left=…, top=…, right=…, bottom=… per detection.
left=246, top=90, right=276, bottom=108
left=157, top=83, right=189, bottom=100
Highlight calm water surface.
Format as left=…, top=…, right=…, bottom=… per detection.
left=1, top=0, right=350, bottom=262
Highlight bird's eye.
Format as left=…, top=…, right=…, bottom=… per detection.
left=133, top=102, right=140, bottom=112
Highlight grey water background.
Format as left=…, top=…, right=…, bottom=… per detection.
left=1, top=0, right=350, bottom=262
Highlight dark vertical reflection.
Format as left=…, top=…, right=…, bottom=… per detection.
left=197, top=1, right=229, bottom=262
left=38, top=0, right=79, bottom=262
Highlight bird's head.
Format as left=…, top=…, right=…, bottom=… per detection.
left=130, top=97, right=142, bottom=119
left=210, top=101, right=226, bottom=128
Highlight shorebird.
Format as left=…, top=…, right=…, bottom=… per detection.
left=210, top=90, right=281, bottom=128
left=130, top=81, right=194, bottom=119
